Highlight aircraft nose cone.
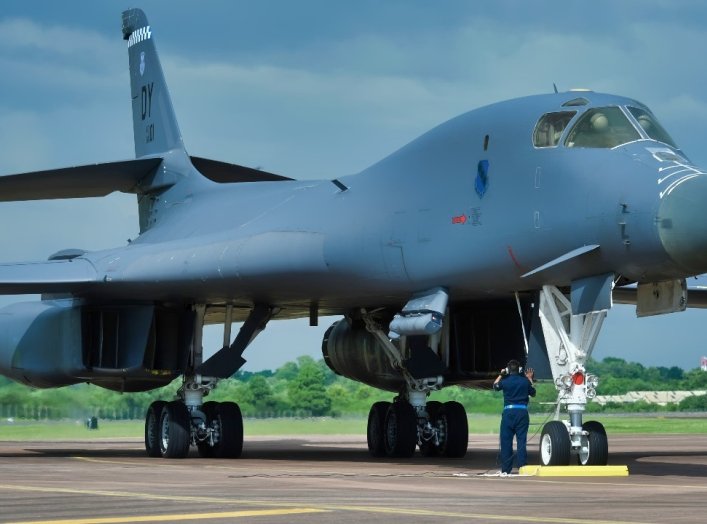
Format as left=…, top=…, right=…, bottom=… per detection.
left=659, top=175, right=707, bottom=274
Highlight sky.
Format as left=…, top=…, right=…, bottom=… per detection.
left=1, top=0, right=707, bottom=371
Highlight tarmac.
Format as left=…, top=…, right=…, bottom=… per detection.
left=0, top=433, right=706, bottom=523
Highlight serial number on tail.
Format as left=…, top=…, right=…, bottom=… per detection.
left=146, top=123, right=155, bottom=143
left=141, top=82, right=154, bottom=120
left=141, top=81, right=155, bottom=143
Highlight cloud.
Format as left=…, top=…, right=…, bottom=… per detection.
left=0, top=111, right=56, bottom=172
left=3, top=4, right=707, bottom=370
left=0, top=17, right=115, bottom=60
left=154, top=60, right=448, bottom=180
left=0, top=20, right=136, bottom=264
left=0, top=196, right=137, bottom=262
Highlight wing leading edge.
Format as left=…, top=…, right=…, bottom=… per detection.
left=0, top=259, right=98, bottom=294
left=0, top=158, right=162, bottom=201
left=0, top=156, right=292, bottom=203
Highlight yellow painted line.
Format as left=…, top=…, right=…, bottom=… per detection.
left=4, top=508, right=328, bottom=524
left=63, top=457, right=707, bottom=491
left=0, top=483, right=666, bottom=524
left=511, top=477, right=707, bottom=490
left=73, top=456, right=246, bottom=470
left=316, top=504, right=653, bottom=524
left=72, top=456, right=270, bottom=473
left=0, top=484, right=275, bottom=507
left=519, top=465, right=629, bottom=477
left=73, top=457, right=146, bottom=467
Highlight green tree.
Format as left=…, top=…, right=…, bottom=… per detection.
left=210, top=378, right=255, bottom=414
left=678, top=393, right=707, bottom=411
left=663, top=366, right=684, bottom=381
left=274, top=361, right=299, bottom=381
left=682, top=369, right=707, bottom=390
left=317, top=360, right=338, bottom=386
left=248, top=375, right=277, bottom=414
left=287, top=361, right=332, bottom=415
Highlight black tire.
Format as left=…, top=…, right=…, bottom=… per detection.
left=367, top=401, right=391, bottom=457
left=384, top=401, right=418, bottom=458
left=579, top=420, right=608, bottom=466
left=159, top=401, right=191, bottom=459
left=214, top=401, right=243, bottom=458
left=196, top=401, right=218, bottom=458
left=540, top=421, right=570, bottom=466
left=419, top=401, right=443, bottom=457
left=144, top=400, right=166, bottom=458
left=437, top=401, right=468, bottom=458
left=426, top=400, right=442, bottom=419
left=419, top=440, right=438, bottom=457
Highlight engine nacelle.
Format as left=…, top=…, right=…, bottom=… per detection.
left=322, top=300, right=539, bottom=392
left=0, top=300, right=192, bottom=391
left=322, top=319, right=405, bottom=392
left=0, top=301, right=84, bottom=388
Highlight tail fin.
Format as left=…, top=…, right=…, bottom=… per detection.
left=122, top=9, right=184, bottom=158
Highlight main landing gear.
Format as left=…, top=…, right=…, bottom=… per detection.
left=143, top=303, right=273, bottom=459
left=537, top=285, right=609, bottom=466
left=367, top=395, right=468, bottom=459
left=361, top=299, right=469, bottom=459
left=144, top=376, right=244, bottom=459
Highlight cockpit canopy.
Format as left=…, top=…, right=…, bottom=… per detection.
left=533, top=105, right=678, bottom=150
left=626, top=106, right=677, bottom=148
left=533, top=111, right=576, bottom=147
left=565, top=107, right=639, bottom=148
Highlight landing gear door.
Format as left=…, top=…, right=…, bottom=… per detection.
left=526, top=298, right=552, bottom=380
left=636, top=279, right=687, bottom=317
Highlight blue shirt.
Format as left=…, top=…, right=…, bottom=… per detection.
left=493, top=373, right=536, bottom=405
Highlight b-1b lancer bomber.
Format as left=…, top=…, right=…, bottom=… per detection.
left=1, top=9, right=705, bottom=466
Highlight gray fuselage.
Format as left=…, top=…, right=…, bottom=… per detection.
left=78, top=92, right=705, bottom=315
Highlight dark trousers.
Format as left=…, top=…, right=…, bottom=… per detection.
left=500, top=408, right=529, bottom=473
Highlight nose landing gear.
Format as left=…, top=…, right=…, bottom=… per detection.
left=537, top=285, right=609, bottom=466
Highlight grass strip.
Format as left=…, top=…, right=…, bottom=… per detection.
left=0, top=414, right=705, bottom=441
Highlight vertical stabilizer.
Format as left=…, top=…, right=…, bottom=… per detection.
left=122, top=9, right=184, bottom=158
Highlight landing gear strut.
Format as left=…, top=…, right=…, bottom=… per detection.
left=537, top=285, right=609, bottom=466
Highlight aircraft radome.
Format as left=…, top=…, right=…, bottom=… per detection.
left=1, top=8, right=705, bottom=465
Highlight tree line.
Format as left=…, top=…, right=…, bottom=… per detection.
left=0, top=356, right=705, bottom=420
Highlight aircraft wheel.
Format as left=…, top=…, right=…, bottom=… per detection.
left=144, top=400, right=166, bottom=457
left=367, top=401, right=391, bottom=457
left=419, top=401, right=442, bottom=457
left=159, top=401, right=191, bottom=458
left=425, top=400, right=442, bottom=419
left=540, top=421, right=570, bottom=466
left=213, top=401, right=244, bottom=458
left=437, top=401, right=468, bottom=458
left=578, top=420, right=608, bottom=465
left=196, top=401, right=218, bottom=458
left=384, top=401, right=417, bottom=458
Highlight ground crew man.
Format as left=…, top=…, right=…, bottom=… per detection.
left=493, top=359, right=536, bottom=474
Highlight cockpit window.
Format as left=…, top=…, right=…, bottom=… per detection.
left=562, top=97, right=589, bottom=107
left=533, top=111, right=576, bottom=148
left=627, top=106, right=677, bottom=148
left=565, top=107, right=640, bottom=148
